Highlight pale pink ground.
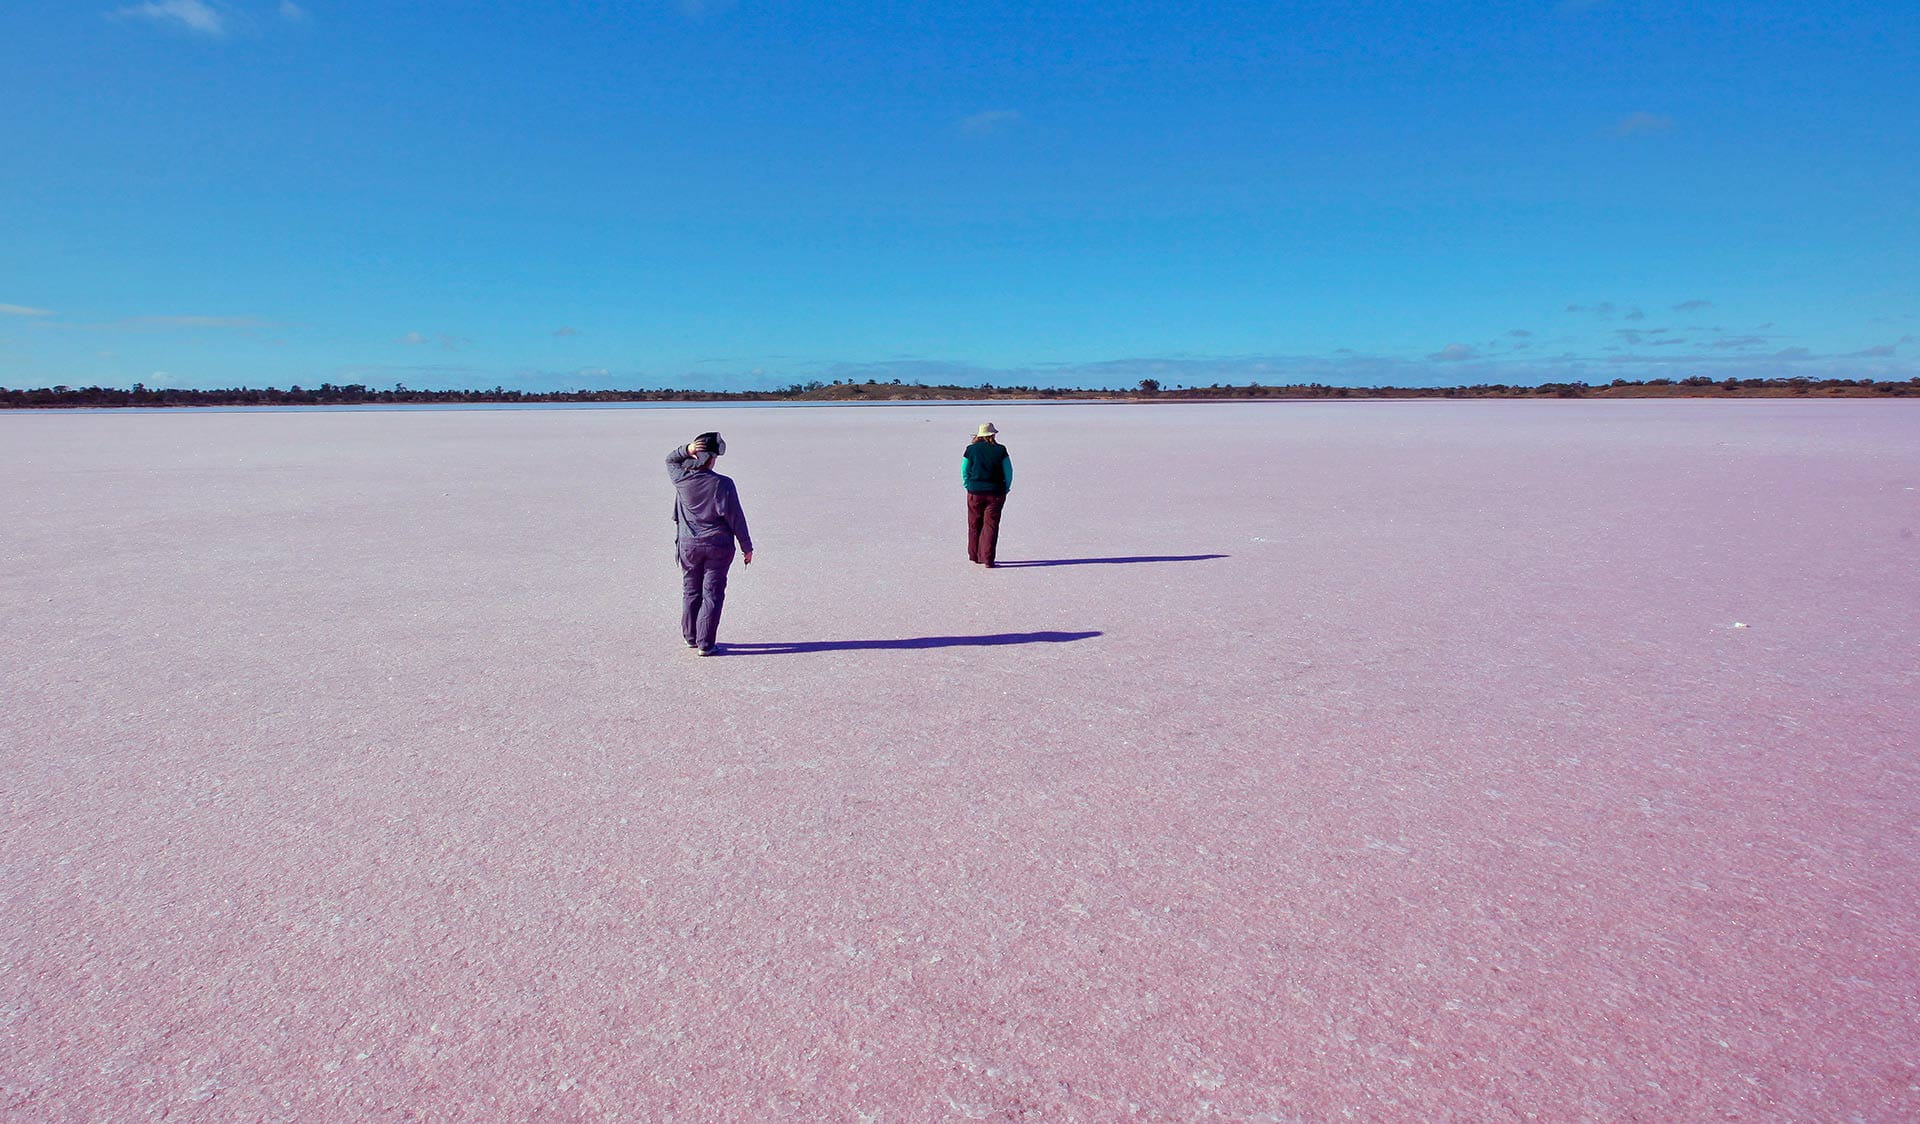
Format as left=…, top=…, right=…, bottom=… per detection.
left=2, top=401, right=1917, bottom=1122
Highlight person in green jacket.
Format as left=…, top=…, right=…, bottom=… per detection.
left=962, top=422, right=1013, bottom=566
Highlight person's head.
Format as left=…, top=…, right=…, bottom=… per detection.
left=974, top=421, right=998, bottom=443
left=691, top=431, right=726, bottom=469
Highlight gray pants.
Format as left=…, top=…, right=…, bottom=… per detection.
left=678, top=538, right=735, bottom=649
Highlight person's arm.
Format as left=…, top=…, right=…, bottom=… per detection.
left=666, top=443, right=697, bottom=483
left=727, top=480, right=754, bottom=560
left=1001, top=449, right=1012, bottom=492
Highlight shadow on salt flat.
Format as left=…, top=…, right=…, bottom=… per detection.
left=720, top=630, right=1102, bottom=656
left=991, top=554, right=1229, bottom=567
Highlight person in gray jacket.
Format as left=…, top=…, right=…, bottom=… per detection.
left=666, top=432, right=753, bottom=655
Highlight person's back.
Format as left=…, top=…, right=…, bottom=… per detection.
left=963, top=439, right=1011, bottom=494
left=672, top=464, right=749, bottom=544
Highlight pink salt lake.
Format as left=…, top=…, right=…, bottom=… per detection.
left=2, top=400, right=1916, bottom=1121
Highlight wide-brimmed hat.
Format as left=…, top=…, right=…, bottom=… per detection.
left=975, top=422, right=998, bottom=437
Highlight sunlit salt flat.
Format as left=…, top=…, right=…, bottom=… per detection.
left=3, top=400, right=1916, bottom=1121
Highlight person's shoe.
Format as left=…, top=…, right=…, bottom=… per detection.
left=696, top=645, right=719, bottom=656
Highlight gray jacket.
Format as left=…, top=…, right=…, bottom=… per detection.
left=666, top=446, right=753, bottom=551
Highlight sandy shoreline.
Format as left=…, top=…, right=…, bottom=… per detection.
left=4, top=401, right=1917, bottom=1120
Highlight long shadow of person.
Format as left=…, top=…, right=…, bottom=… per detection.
left=991, top=554, right=1229, bottom=568
left=719, top=630, right=1102, bottom=656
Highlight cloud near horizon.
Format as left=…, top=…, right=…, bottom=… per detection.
left=111, top=0, right=226, bottom=36
left=126, top=314, right=265, bottom=329
left=399, top=331, right=466, bottom=351
left=1613, top=111, right=1674, bottom=137
left=106, top=341, right=1905, bottom=397
left=1, top=303, right=56, bottom=317
left=959, top=110, right=1023, bottom=136
left=674, top=0, right=738, bottom=19
left=63, top=314, right=268, bottom=331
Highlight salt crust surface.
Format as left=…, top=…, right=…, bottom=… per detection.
left=2, top=401, right=1917, bottom=1122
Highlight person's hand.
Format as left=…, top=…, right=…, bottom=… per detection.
left=742, top=551, right=753, bottom=565
left=689, top=439, right=707, bottom=455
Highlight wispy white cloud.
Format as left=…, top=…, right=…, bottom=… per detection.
left=399, top=330, right=466, bottom=352
left=1847, top=337, right=1911, bottom=358
left=1672, top=299, right=1713, bottom=313
left=959, top=109, right=1023, bottom=136
left=63, top=313, right=267, bottom=331
left=552, top=326, right=582, bottom=337
left=1612, top=111, right=1674, bottom=137
left=123, top=314, right=264, bottom=329
left=278, top=1, right=307, bottom=21
left=111, top=0, right=227, bottom=36
left=1428, top=343, right=1478, bottom=362
left=1, top=303, right=55, bottom=317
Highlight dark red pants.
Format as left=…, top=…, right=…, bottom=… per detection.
left=967, top=491, right=1006, bottom=564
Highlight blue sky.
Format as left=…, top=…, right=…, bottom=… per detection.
left=2, top=1, right=1915, bottom=391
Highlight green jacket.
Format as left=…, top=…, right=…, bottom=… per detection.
left=962, top=440, right=1012, bottom=494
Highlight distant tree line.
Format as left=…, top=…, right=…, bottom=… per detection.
left=0, top=382, right=792, bottom=409
left=3, top=374, right=1915, bottom=409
